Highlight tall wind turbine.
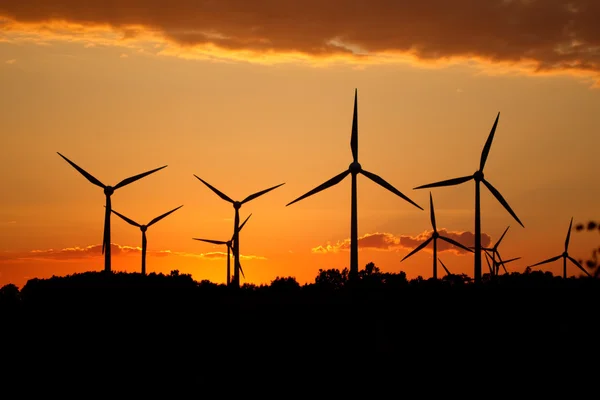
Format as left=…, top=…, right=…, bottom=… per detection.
left=110, top=205, right=183, bottom=275
left=286, top=89, right=423, bottom=279
left=57, top=152, right=167, bottom=272
left=194, top=176, right=284, bottom=288
left=193, top=213, right=252, bottom=286
left=413, top=113, right=524, bottom=283
left=400, top=192, right=473, bottom=279
left=527, top=217, right=591, bottom=278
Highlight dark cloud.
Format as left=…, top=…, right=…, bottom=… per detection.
left=1, top=1, right=600, bottom=83
left=312, top=230, right=491, bottom=255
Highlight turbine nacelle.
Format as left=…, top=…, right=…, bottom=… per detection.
left=473, top=170, right=484, bottom=181
left=104, top=186, right=114, bottom=196
left=140, top=225, right=148, bottom=232
left=349, top=162, right=362, bottom=174
left=233, top=201, right=242, bottom=210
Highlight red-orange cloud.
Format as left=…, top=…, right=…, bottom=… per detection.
left=1, top=1, right=600, bottom=84
left=312, top=230, right=491, bottom=255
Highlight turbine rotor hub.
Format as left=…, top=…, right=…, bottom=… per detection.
left=233, top=201, right=241, bottom=210
left=473, top=170, right=484, bottom=181
left=104, top=186, right=114, bottom=196
left=432, top=231, right=439, bottom=239
left=349, top=162, right=362, bottom=174
left=140, top=225, right=147, bottom=232
left=562, top=251, right=568, bottom=258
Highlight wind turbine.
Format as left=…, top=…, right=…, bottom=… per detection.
left=194, top=176, right=284, bottom=288
left=413, top=113, right=524, bottom=283
left=110, top=205, right=183, bottom=275
left=57, top=152, right=167, bottom=272
left=527, top=217, right=591, bottom=278
left=286, top=89, right=422, bottom=280
left=193, top=213, right=252, bottom=286
left=480, top=226, right=510, bottom=275
left=400, top=192, right=473, bottom=279
left=484, top=250, right=520, bottom=275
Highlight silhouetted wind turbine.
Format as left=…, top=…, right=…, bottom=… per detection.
left=527, top=217, right=591, bottom=278
left=286, top=89, right=422, bottom=279
left=484, top=249, right=520, bottom=275
left=57, top=152, right=167, bottom=272
left=193, top=214, right=252, bottom=286
left=401, top=193, right=473, bottom=279
left=478, top=225, right=510, bottom=276
left=110, top=205, right=183, bottom=275
left=194, top=176, right=284, bottom=288
left=413, top=113, right=524, bottom=283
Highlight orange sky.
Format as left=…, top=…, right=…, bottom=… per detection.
left=1, top=1, right=600, bottom=288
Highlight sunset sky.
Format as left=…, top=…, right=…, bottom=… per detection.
left=1, top=1, right=600, bottom=288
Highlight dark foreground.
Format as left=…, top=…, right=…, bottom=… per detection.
left=2, top=268, right=599, bottom=391
left=2, top=268, right=599, bottom=356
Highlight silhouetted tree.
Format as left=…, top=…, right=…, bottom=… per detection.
left=0, top=283, right=20, bottom=307
left=315, top=268, right=347, bottom=290
left=270, top=276, right=300, bottom=291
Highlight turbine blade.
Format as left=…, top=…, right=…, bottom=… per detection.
left=350, top=88, right=358, bottom=163
left=114, top=165, right=167, bottom=190
left=568, top=256, right=591, bottom=277
left=147, top=205, right=183, bottom=227
left=502, top=257, right=521, bottom=264
left=528, top=255, right=562, bottom=268
left=565, top=217, right=573, bottom=252
left=484, top=251, right=493, bottom=274
left=482, top=179, right=524, bottom=228
left=401, top=236, right=433, bottom=262
left=239, top=261, right=246, bottom=279
left=242, top=183, right=285, bottom=205
left=194, top=175, right=234, bottom=203
left=193, top=238, right=228, bottom=245
left=438, top=258, right=451, bottom=276
left=414, top=175, right=473, bottom=190
left=239, top=213, right=252, bottom=232
left=110, top=208, right=141, bottom=228
left=286, top=170, right=350, bottom=207
left=361, top=169, right=423, bottom=210
left=479, top=112, right=500, bottom=172
left=57, top=152, right=105, bottom=189
left=429, top=192, right=436, bottom=231
left=495, top=226, right=510, bottom=249
left=439, top=236, right=474, bottom=253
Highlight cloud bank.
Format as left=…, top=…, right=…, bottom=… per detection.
left=312, top=230, right=492, bottom=255
left=1, top=1, right=600, bottom=84
left=0, top=243, right=266, bottom=262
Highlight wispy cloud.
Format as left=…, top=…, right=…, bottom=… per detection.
left=1, top=1, right=600, bottom=85
left=5, top=59, right=16, bottom=64
left=0, top=243, right=266, bottom=262
left=312, top=230, right=491, bottom=255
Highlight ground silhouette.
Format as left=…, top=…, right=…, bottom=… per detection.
left=2, top=263, right=598, bottom=362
